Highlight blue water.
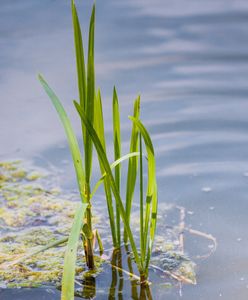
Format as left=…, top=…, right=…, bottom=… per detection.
left=1, top=0, right=248, bottom=299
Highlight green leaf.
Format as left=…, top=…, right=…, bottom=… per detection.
left=113, top=86, right=121, bottom=190
left=139, top=133, right=145, bottom=265
left=145, top=182, right=158, bottom=272
left=71, top=0, right=86, bottom=112
left=38, top=74, right=86, bottom=203
left=61, top=203, right=88, bottom=300
left=85, top=3, right=95, bottom=183
left=94, top=90, right=106, bottom=151
left=94, top=90, right=117, bottom=247
left=124, top=96, right=140, bottom=243
left=74, top=101, right=141, bottom=269
left=2, top=237, right=68, bottom=268
left=91, top=152, right=140, bottom=198
left=71, top=0, right=87, bottom=143
left=129, top=117, right=157, bottom=273
left=95, top=230, right=104, bottom=256
left=112, top=87, right=121, bottom=245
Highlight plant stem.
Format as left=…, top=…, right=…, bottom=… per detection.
left=84, top=182, right=95, bottom=269
left=140, top=273, right=148, bottom=287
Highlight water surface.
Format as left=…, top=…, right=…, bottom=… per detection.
left=1, top=0, right=248, bottom=299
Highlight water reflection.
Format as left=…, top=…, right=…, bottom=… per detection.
left=108, top=249, right=124, bottom=300
left=108, top=246, right=153, bottom=300
left=75, top=245, right=153, bottom=299
left=81, top=277, right=96, bottom=299
left=125, top=245, right=139, bottom=300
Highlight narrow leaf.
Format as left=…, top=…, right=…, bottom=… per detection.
left=71, top=0, right=87, bottom=144
left=94, top=90, right=106, bottom=150
left=139, top=133, right=145, bottom=265
left=38, top=74, right=86, bottom=203
left=94, top=91, right=117, bottom=247
left=112, top=86, right=121, bottom=245
left=61, top=203, right=88, bottom=300
left=74, top=101, right=141, bottom=269
left=91, top=152, right=140, bottom=199
left=129, top=117, right=157, bottom=273
left=124, top=96, right=140, bottom=243
left=145, top=182, right=158, bottom=272
left=95, top=230, right=104, bottom=256
left=71, top=0, right=86, bottom=112
left=85, top=3, right=96, bottom=182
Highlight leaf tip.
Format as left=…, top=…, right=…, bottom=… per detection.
left=37, top=73, right=43, bottom=82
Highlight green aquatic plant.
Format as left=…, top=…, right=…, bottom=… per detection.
left=93, top=89, right=119, bottom=248
left=75, top=104, right=158, bottom=284
left=124, top=96, right=141, bottom=244
left=112, top=87, right=122, bottom=246
left=39, top=0, right=97, bottom=272
left=38, top=0, right=158, bottom=296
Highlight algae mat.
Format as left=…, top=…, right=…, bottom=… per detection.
left=0, top=160, right=199, bottom=291
left=0, top=161, right=105, bottom=288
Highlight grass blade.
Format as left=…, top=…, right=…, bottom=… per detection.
left=95, top=230, right=104, bottom=256
left=71, top=0, right=87, bottom=143
left=124, top=96, right=140, bottom=243
left=74, top=101, right=141, bottom=269
left=139, top=133, right=145, bottom=265
left=129, top=117, right=157, bottom=275
left=61, top=203, right=88, bottom=300
left=94, top=91, right=117, bottom=247
left=38, top=74, right=86, bottom=203
left=91, top=152, right=140, bottom=199
left=112, top=87, right=121, bottom=245
left=94, top=90, right=106, bottom=150
left=1, top=237, right=68, bottom=269
left=85, top=3, right=95, bottom=183
left=145, top=182, right=158, bottom=273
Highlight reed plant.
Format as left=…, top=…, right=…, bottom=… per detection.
left=76, top=104, right=158, bottom=283
left=38, top=0, right=158, bottom=298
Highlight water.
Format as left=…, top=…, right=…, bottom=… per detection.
left=1, top=0, right=248, bottom=299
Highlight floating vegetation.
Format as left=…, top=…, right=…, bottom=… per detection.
left=0, top=161, right=209, bottom=292
left=151, top=251, right=196, bottom=285
left=0, top=161, right=105, bottom=288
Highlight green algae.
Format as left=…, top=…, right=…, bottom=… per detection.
left=0, top=161, right=198, bottom=290
left=0, top=161, right=105, bottom=288
left=11, top=169, right=27, bottom=179
left=26, top=171, right=43, bottom=181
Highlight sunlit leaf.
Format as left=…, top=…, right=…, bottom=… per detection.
left=61, top=203, right=88, bottom=300
left=38, top=74, right=86, bottom=203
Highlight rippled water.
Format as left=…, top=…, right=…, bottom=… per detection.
left=1, top=0, right=248, bottom=299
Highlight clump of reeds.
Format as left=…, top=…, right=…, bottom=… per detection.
left=39, top=1, right=158, bottom=298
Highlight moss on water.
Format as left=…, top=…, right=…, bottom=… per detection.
left=0, top=160, right=102, bottom=288
left=0, top=161, right=197, bottom=289
left=11, top=169, right=27, bottom=179
left=26, top=171, right=43, bottom=181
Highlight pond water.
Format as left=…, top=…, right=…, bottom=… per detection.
left=1, top=0, right=248, bottom=299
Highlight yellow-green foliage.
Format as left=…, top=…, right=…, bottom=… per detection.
left=0, top=161, right=104, bottom=288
